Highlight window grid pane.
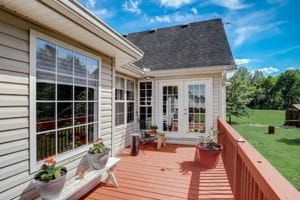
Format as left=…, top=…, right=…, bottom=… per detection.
left=139, top=81, right=152, bottom=129
left=36, top=38, right=99, bottom=161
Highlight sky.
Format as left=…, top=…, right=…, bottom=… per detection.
left=77, top=0, right=300, bottom=76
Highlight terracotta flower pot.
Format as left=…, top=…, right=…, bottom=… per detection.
left=195, top=144, right=223, bottom=169
left=34, top=173, right=67, bottom=200
left=87, top=147, right=110, bottom=169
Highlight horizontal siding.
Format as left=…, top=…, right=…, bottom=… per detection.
left=0, top=57, right=29, bottom=73
left=100, top=62, right=112, bottom=151
left=0, top=139, right=28, bottom=156
left=0, top=128, right=28, bottom=143
left=0, top=9, right=114, bottom=200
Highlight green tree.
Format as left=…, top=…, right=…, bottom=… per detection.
left=226, top=67, right=255, bottom=124
left=249, top=70, right=265, bottom=108
left=274, top=70, right=300, bottom=108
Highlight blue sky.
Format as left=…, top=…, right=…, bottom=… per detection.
left=78, top=0, right=300, bottom=76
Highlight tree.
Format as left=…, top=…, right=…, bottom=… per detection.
left=274, top=70, right=300, bottom=108
left=226, top=67, right=255, bottom=124
left=249, top=70, right=265, bottom=108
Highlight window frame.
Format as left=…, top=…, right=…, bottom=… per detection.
left=115, top=75, right=135, bottom=127
left=138, top=80, right=153, bottom=130
left=29, top=30, right=102, bottom=173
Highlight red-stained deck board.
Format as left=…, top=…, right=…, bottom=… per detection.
left=83, top=144, right=234, bottom=200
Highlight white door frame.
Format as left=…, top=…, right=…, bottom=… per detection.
left=156, top=78, right=213, bottom=139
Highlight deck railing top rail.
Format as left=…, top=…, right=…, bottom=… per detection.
left=217, top=118, right=300, bottom=200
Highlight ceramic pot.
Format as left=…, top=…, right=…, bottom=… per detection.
left=34, top=173, right=66, bottom=200
left=195, top=144, right=223, bottom=169
left=87, top=147, right=110, bottom=169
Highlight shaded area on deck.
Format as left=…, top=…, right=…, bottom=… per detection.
left=83, top=143, right=233, bottom=200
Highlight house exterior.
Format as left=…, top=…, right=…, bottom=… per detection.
left=0, top=0, right=235, bottom=199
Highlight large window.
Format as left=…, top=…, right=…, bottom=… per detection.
left=115, top=77, right=135, bottom=126
left=35, top=38, right=99, bottom=161
left=139, top=81, right=152, bottom=129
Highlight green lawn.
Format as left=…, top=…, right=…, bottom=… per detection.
left=231, top=110, right=300, bottom=190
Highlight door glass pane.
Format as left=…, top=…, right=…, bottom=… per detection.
left=188, top=84, right=205, bottom=133
left=162, top=86, right=178, bottom=132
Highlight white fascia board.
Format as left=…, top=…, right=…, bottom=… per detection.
left=52, top=0, right=144, bottom=58
left=1, top=0, right=143, bottom=67
left=146, top=65, right=236, bottom=77
left=116, top=64, right=144, bottom=78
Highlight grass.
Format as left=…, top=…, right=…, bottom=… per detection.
left=231, top=109, right=300, bottom=190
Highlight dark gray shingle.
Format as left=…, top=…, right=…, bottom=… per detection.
left=125, top=18, right=235, bottom=71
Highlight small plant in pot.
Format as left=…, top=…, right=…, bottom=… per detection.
left=195, top=128, right=223, bottom=169
left=87, top=138, right=110, bottom=169
left=150, top=125, right=158, bottom=134
left=34, top=157, right=67, bottom=200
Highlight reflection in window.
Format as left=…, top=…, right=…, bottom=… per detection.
left=139, top=82, right=152, bottom=129
left=35, top=38, right=99, bottom=161
left=115, top=77, right=134, bottom=126
left=188, top=84, right=205, bottom=133
left=162, top=86, right=178, bottom=132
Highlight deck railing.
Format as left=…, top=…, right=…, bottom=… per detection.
left=217, top=118, right=300, bottom=200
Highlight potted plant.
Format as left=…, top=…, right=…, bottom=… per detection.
left=34, top=157, right=67, bottom=199
left=150, top=125, right=158, bottom=134
left=87, top=138, right=110, bottom=169
left=195, top=128, right=223, bottom=169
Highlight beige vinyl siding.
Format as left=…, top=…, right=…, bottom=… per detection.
left=0, top=9, right=113, bottom=200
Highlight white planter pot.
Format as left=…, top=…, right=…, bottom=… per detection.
left=34, top=173, right=66, bottom=200
left=87, top=147, right=110, bottom=169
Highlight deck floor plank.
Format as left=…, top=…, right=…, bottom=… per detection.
left=83, top=144, right=233, bottom=200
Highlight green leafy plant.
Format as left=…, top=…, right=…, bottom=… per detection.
left=150, top=125, right=158, bottom=129
left=198, top=128, right=221, bottom=150
left=88, top=138, right=105, bottom=154
left=34, top=157, right=67, bottom=182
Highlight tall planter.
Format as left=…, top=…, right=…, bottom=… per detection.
left=34, top=173, right=67, bottom=200
left=195, top=144, right=223, bottom=169
left=87, top=147, right=110, bottom=169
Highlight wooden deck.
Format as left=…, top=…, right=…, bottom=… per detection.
left=83, top=143, right=233, bottom=200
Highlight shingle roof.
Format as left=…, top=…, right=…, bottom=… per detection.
left=124, top=18, right=235, bottom=71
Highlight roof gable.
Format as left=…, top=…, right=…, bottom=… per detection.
left=125, top=18, right=235, bottom=71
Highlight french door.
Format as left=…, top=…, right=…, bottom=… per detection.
left=158, top=79, right=212, bottom=138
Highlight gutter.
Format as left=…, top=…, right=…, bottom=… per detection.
left=40, top=0, right=144, bottom=60
left=146, top=65, right=237, bottom=77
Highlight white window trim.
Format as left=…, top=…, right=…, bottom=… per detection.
left=138, top=80, right=154, bottom=130
left=115, top=75, right=135, bottom=128
left=29, top=29, right=102, bottom=173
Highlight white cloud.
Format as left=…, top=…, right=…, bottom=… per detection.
left=92, top=8, right=114, bottom=19
left=268, top=45, right=300, bottom=56
left=191, top=8, right=198, bottom=14
left=153, top=15, right=171, bottom=23
left=234, top=58, right=250, bottom=65
left=287, top=67, right=295, bottom=70
left=122, top=0, right=142, bottom=14
left=159, top=0, right=193, bottom=8
left=87, top=0, right=96, bottom=8
left=255, top=67, right=280, bottom=74
left=225, top=10, right=286, bottom=47
left=210, top=0, right=251, bottom=9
